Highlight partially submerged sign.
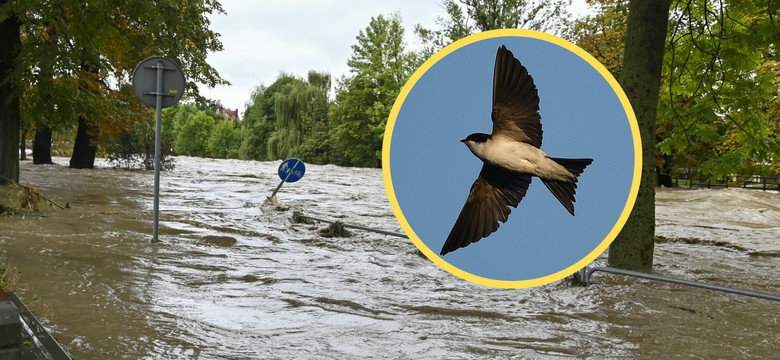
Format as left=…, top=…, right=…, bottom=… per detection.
left=132, top=56, right=185, bottom=243
left=278, top=158, right=306, bottom=183
left=269, top=158, right=306, bottom=200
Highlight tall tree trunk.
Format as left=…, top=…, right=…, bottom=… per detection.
left=69, top=115, right=96, bottom=169
left=608, top=0, right=671, bottom=270
left=19, top=130, right=26, bottom=160
left=0, top=2, right=21, bottom=185
left=33, top=125, right=54, bottom=164
left=69, top=53, right=101, bottom=169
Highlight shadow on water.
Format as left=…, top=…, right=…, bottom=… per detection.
left=0, top=157, right=778, bottom=358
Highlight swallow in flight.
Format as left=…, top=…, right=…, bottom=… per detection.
left=440, top=45, right=593, bottom=256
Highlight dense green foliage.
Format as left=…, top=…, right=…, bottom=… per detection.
left=208, top=119, right=241, bottom=159
left=239, top=73, right=322, bottom=162
left=5, top=1, right=773, bottom=176
left=563, top=0, right=627, bottom=77
left=330, top=13, right=418, bottom=167
left=106, top=119, right=175, bottom=170
left=567, top=0, right=779, bottom=180
left=152, top=102, right=237, bottom=160
left=175, top=111, right=215, bottom=157
left=566, top=0, right=777, bottom=269
left=658, top=0, right=779, bottom=179
left=239, top=13, right=418, bottom=167
left=0, top=0, right=227, bottom=174
left=415, top=0, right=571, bottom=58
left=239, top=84, right=276, bottom=161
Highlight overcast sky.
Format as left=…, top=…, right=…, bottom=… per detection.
left=197, top=1, right=593, bottom=114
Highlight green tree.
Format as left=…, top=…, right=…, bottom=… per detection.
left=164, top=102, right=199, bottom=148
left=239, top=72, right=331, bottom=162
left=175, top=111, right=215, bottom=157
left=267, top=70, right=331, bottom=160
left=0, top=0, right=227, bottom=175
left=238, top=108, right=272, bottom=161
left=563, top=0, right=628, bottom=78
left=330, top=13, right=417, bottom=167
left=239, top=76, right=298, bottom=161
left=106, top=118, right=175, bottom=170
left=566, top=0, right=778, bottom=270
left=297, top=71, right=334, bottom=164
left=105, top=85, right=176, bottom=169
left=208, top=119, right=240, bottom=159
left=567, top=0, right=779, bottom=180
left=657, top=0, right=779, bottom=179
left=415, top=0, right=571, bottom=58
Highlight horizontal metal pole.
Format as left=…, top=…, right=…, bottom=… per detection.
left=295, top=214, right=408, bottom=238
left=340, top=222, right=408, bottom=238
left=142, top=91, right=175, bottom=97
left=143, top=64, right=177, bottom=71
left=582, top=266, right=780, bottom=302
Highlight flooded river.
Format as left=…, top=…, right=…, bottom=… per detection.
left=1, top=156, right=778, bottom=358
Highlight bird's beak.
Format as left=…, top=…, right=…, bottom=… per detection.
left=460, top=138, right=467, bottom=143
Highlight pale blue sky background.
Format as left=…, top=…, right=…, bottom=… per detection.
left=388, top=35, right=636, bottom=281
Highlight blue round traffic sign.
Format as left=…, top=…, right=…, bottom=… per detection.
left=278, top=158, right=305, bottom=183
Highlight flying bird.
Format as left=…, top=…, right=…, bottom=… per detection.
left=440, top=45, right=593, bottom=256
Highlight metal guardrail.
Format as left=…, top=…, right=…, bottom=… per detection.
left=671, top=176, right=779, bottom=191
left=580, top=266, right=780, bottom=302
left=293, top=214, right=408, bottom=238
left=10, top=292, right=72, bottom=360
left=2, top=292, right=72, bottom=360
left=293, top=214, right=780, bottom=303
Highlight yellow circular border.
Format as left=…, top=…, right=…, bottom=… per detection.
left=382, top=29, right=641, bottom=288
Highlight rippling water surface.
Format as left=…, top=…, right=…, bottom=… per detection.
left=1, top=157, right=778, bottom=358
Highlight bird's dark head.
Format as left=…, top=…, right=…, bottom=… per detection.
left=461, top=133, right=490, bottom=160
left=461, top=133, right=491, bottom=144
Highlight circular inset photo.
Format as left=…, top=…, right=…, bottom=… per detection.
left=383, top=29, right=640, bottom=288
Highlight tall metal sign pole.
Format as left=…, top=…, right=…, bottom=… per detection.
left=132, top=57, right=185, bottom=243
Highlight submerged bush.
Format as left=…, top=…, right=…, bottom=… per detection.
left=107, top=120, right=175, bottom=170
left=319, top=221, right=351, bottom=238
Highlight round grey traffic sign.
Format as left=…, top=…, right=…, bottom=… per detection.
left=132, top=56, right=186, bottom=108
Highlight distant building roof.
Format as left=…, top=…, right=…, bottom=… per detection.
left=217, top=107, right=240, bottom=121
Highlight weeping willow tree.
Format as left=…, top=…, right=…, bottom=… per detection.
left=266, top=71, right=331, bottom=160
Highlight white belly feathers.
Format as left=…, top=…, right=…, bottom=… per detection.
left=467, top=138, right=575, bottom=181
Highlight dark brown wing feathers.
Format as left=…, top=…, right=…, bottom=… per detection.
left=491, top=45, right=543, bottom=148
left=440, top=164, right=532, bottom=255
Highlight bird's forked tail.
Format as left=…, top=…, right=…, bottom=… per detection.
left=540, top=157, right=592, bottom=215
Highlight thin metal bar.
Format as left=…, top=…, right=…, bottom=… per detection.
left=582, top=266, right=780, bottom=302
left=151, top=60, right=163, bottom=244
left=144, top=64, right=176, bottom=71
left=341, top=223, right=408, bottom=238
left=296, top=214, right=408, bottom=238
left=8, top=292, right=72, bottom=359
left=142, top=91, right=175, bottom=97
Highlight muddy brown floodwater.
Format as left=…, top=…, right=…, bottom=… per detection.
left=1, top=156, right=778, bottom=359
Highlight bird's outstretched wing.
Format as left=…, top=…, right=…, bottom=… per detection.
left=440, top=164, right=532, bottom=255
left=491, top=45, right=543, bottom=148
